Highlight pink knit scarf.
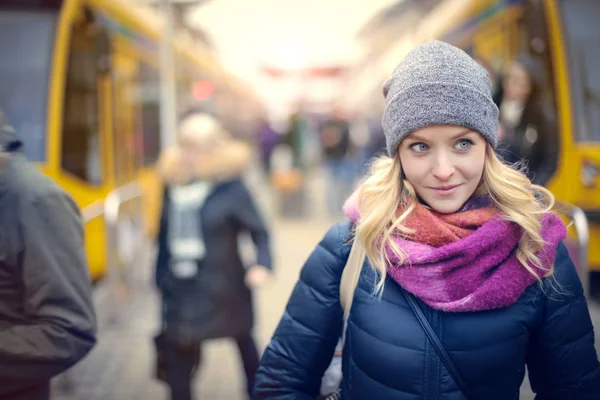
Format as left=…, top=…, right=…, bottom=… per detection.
left=343, top=194, right=566, bottom=312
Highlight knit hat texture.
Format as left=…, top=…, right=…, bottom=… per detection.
left=382, top=40, right=499, bottom=156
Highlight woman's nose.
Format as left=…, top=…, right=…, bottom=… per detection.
left=431, top=155, right=456, bottom=181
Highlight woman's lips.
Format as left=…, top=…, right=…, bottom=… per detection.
left=430, top=184, right=462, bottom=196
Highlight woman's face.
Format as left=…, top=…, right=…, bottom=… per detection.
left=178, top=137, right=218, bottom=171
left=399, top=125, right=486, bottom=214
left=503, top=63, right=532, bottom=102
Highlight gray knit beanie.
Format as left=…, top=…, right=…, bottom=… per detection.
left=382, top=40, right=499, bottom=156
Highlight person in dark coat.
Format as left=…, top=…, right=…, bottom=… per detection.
left=155, top=112, right=272, bottom=400
left=320, top=110, right=355, bottom=218
left=493, top=55, right=559, bottom=186
left=257, top=117, right=280, bottom=176
left=0, top=111, right=97, bottom=400
left=255, top=41, right=600, bottom=399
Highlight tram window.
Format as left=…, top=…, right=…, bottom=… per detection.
left=140, top=63, right=160, bottom=166
left=559, top=0, right=600, bottom=142
left=61, top=17, right=103, bottom=184
left=0, top=11, right=56, bottom=162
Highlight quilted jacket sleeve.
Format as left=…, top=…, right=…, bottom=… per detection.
left=254, top=223, right=350, bottom=399
left=526, top=243, right=600, bottom=399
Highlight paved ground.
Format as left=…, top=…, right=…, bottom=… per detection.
left=51, top=217, right=337, bottom=400
left=50, top=169, right=600, bottom=400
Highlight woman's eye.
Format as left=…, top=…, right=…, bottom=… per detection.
left=455, top=139, right=473, bottom=151
left=410, top=143, right=429, bottom=152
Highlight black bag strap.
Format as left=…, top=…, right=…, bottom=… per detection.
left=402, top=288, right=473, bottom=400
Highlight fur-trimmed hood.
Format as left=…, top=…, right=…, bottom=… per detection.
left=158, top=139, right=252, bottom=185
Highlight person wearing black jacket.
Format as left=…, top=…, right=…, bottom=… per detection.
left=320, top=110, right=355, bottom=218
left=155, top=112, right=272, bottom=400
left=493, top=55, right=559, bottom=186
left=0, top=111, right=96, bottom=400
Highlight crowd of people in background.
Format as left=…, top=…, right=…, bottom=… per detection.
left=256, top=106, right=386, bottom=218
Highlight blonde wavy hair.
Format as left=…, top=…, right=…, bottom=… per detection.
left=356, top=144, right=555, bottom=295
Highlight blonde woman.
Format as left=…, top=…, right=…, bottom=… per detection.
left=154, top=112, right=272, bottom=400
left=255, top=41, right=600, bottom=399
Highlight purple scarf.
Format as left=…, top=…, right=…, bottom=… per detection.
left=344, top=198, right=567, bottom=312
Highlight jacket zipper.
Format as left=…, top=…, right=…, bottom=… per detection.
left=431, top=309, right=441, bottom=400
left=424, top=306, right=436, bottom=400
left=428, top=338, right=435, bottom=400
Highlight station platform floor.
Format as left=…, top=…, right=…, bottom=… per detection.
left=51, top=217, right=337, bottom=400
left=50, top=169, right=600, bottom=400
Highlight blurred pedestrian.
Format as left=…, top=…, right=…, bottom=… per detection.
left=0, top=111, right=96, bottom=400
left=320, top=109, right=355, bottom=218
left=154, top=112, right=272, bottom=400
left=494, top=54, right=559, bottom=186
left=256, top=117, right=280, bottom=177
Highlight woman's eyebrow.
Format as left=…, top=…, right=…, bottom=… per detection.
left=450, top=129, right=474, bottom=140
left=407, top=134, right=427, bottom=142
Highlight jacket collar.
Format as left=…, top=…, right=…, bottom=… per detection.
left=0, top=111, right=22, bottom=154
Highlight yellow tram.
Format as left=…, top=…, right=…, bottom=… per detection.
left=0, top=0, right=263, bottom=281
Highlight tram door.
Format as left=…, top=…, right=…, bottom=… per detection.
left=60, top=7, right=113, bottom=280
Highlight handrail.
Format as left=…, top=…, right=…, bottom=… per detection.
left=555, top=200, right=590, bottom=297
left=78, top=182, right=143, bottom=322
left=105, top=181, right=142, bottom=225
left=80, top=181, right=141, bottom=225
left=103, top=181, right=143, bottom=324
left=81, top=199, right=105, bottom=223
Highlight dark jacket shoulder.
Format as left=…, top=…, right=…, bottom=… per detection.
left=0, top=153, right=70, bottom=206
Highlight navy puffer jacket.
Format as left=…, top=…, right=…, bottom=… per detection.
left=255, top=223, right=600, bottom=399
